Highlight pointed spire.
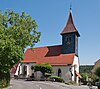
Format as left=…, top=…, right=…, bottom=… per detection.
left=61, top=8, right=80, bottom=37
left=67, top=9, right=74, bottom=25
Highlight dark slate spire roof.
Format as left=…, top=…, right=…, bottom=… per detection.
left=61, top=10, right=80, bottom=37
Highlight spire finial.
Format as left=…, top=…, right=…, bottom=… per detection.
left=70, top=3, right=72, bottom=11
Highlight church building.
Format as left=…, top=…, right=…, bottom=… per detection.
left=14, top=9, right=81, bottom=83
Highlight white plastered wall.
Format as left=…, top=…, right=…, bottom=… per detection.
left=14, top=63, right=20, bottom=75
left=72, top=56, right=79, bottom=83
left=52, top=65, right=72, bottom=82
left=15, top=62, right=36, bottom=76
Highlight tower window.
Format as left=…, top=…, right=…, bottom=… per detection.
left=67, top=37, right=69, bottom=41
left=69, top=37, right=71, bottom=41
left=66, top=37, right=71, bottom=42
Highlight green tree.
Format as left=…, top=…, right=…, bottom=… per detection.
left=0, top=9, right=41, bottom=87
left=34, top=63, right=53, bottom=77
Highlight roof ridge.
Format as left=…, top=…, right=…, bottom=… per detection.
left=30, top=44, right=62, bottom=49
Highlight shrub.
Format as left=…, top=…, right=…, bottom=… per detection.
left=34, top=63, right=53, bottom=77
left=90, top=74, right=99, bottom=85
left=49, top=76, right=65, bottom=83
left=0, top=72, right=10, bottom=88
left=0, top=79, right=10, bottom=88
left=80, top=73, right=88, bottom=85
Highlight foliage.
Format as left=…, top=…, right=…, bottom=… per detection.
left=95, top=67, right=100, bottom=78
left=0, top=72, right=10, bottom=88
left=79, top=65, right=93, bottom=73
left=80, top=73, right=88, bottom=85
left=0, top=79, right=10, bottom=88
left=49, top=76, right=65, bottom=83
left=80, top=73, right=99, bottom=85
left=34, top=63, right=53, bottom=76
left=0, top=9, right=41, bottom=87
left=0, top=9, right=41, bottom=72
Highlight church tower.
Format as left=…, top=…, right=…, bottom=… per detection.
left=61, top=9, right=80, bottom=56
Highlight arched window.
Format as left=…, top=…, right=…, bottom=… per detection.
left=58, top=68, right=62, bottom=77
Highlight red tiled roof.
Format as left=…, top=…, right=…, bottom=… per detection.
left=22, top=45, right=75, bottom=65
left=61, top=10, right=80, bottom=37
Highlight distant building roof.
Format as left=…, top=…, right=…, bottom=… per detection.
left=61, top=10, right=80, bottom=37
left=22, top=45, right=75, bottom=65
left=92, top=59, right=100, bottom=73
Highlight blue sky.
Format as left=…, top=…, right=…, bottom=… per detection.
left=1, top=0, right=100, bottom=65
